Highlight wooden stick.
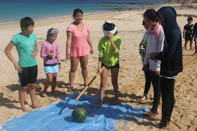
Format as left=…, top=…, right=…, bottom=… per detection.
left=75, top=67, right=104, bottom=101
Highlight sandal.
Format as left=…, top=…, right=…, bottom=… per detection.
left=144, top=111, right=158, bottom=117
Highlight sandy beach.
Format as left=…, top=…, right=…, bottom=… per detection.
left=0, top=3, right=197, bottom=131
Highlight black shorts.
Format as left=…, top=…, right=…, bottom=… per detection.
left=18, top=65, right=38, bottom=87
left=185, top=34, right=193, bottom=41
left=102, top=63, right=119, bottom=70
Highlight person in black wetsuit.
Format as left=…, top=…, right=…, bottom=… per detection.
left=149, top=6, right=183, bottom=128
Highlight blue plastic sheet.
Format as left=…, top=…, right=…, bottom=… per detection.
left=1, top=94, right=149, bottom=131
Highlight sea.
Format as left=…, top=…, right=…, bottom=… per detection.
left=0, top=0, right=167, bottom=23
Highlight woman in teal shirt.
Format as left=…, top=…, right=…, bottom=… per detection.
left=4, top=17, right=40, bottom=112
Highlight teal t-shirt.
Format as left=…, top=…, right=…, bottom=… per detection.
left=11, top=33, right=38, bottom=67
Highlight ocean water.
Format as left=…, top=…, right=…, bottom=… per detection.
left=0, top=0, right=167, bottom=23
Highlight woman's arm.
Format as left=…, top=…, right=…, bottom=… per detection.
left=66, top=31, right=72, bottom=59
left=30, top=42, right=38, bottom=58
left=87, top=32, right=94, bottom=54
left=4, top=41, right=23, bottom=72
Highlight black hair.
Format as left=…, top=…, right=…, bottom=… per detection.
left=143, top=9, right=158, bottom=22
left=20, top=17, right=34, bottom=31
left=103, top=22, right=118, bottom=35
left=187, top=16, right=193, bottom=21
left=103, top=22, right=115, bottom=31
left=73, top=8, right=83, bottom=17
left=46, top=28, right=54, bottom=40
left=142, top=20, right=145, bottom=25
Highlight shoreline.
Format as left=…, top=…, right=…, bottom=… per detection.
left=0, top=1, right=171, bottom=25
left=1, top=2, right=197, bottom=27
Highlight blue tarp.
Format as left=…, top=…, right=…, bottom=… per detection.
left=1, top=94, right=149, bottom=131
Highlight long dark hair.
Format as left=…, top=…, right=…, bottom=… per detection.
left=73, top=8, right=83, bottom=18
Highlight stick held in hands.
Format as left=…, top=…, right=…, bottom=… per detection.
left=75, top=67, right=104, bottom=101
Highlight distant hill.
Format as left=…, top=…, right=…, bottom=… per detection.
left=169, top=0, right=197, bottom=3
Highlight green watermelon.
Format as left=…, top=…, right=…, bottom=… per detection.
left=72, top=107, right=88, bottom=123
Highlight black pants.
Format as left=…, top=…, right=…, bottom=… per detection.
left=150, top=71, right=160, bottom=113
left=143, top=70, right=151, bottom=95
left=160, top=77, right=175, bottom=124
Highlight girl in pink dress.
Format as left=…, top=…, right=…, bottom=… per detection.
left=66, top=8, right=94, bottom=92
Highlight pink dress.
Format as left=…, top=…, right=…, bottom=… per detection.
left=67, top=23, right=90, bottom=57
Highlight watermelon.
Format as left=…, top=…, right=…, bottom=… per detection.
left=72, top=107, right=88, bottom=123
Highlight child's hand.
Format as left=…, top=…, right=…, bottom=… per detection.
left=90, top=47, right=94, bottom=54
left=139, top=45, right=144, bottom=50
left=155, top=71, right=160, bottom=76
left=58, top=64, right=61, bottom=70
left=14, top=64, right=23, bottom=73
left=98, top=66, right=102, bottom=73
left=142, top=64, right=148, bottom=71
left=30, top=52, right=37, bottom=58
left=108, top=32, right=113, bottom=40
left=66, top=51, right=70, bottom=59
left=149, top=52, right=157, bottom=60
left=47, top=54, right=53, bottom=60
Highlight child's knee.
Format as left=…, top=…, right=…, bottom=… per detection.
left=52, top=75, right=57, bottom=80
left=70, top=68, right=77, bottom=73
left=101, top=79, right=107, bottom=87
left=28, top=84, right=36, bottom=90
left=20, top=86, right=28, bottom=92
left=112, top=79, right=118, bottom=85
left=100, top=86, right=106, bottom=91
left=47, top=79, right=53, bottom=84
left=112, top=82, right=118, bottom=87
left=82, top=66, right=88, bottom=71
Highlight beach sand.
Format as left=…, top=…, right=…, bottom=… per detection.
left=0, top=3, right=197, bottom=131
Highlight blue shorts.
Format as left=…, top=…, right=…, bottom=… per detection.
left=44, top=64, right=59, bottom=74
left=194, top=37, right=197, bottom=42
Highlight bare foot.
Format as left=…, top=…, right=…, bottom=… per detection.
left=21, top=107, right=31, bottom=112
left=51, top=91, right=57, bottom=96
left=149, top=97, right=154, bottom=103
left=32, top=104, right=41, bottom=109
left=139, top=96, right=148, bottom=101
left=113, top=97, right=120, bottom=105
left=67, top=87, right=73, bottom=93
left=41, top=91, right=47, bottom=97
left=96, top=101, right=103, bottom=108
